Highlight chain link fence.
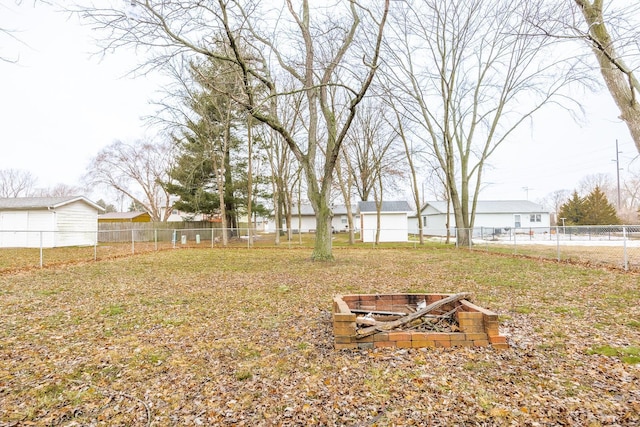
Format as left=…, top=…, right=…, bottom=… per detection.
left=1, top=225, right=639, bottom=272
left=452, top=226, right=640, bottom=271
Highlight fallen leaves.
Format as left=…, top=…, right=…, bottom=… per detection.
left=0, top=248, right=639, bottom=426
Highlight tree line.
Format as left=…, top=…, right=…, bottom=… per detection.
left=3, top=0, right=639, bottom=260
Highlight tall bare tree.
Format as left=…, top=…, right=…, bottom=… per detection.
left=572, top=0, right=640, bottom=152
left=383, top=0, right=579, bottom=245
left=259, top=88, right=303, bottom=244
left=0, top=169, right=37, bottom=197
left=343, top=101, right=403, bottom=244
left=77, top=0, right=389, bottom=261
left=84, top=139, right=175, bottom=222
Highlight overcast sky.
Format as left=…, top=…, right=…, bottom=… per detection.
left=1, top=3, right=638, bottom=206
left=0, top=3, right=158, bottom=194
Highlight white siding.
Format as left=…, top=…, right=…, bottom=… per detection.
left=331, top=214, right=359, bottom=233
left=0, top=211, right=55, bottom=248
left=0, top=212, right=29, bottom=247
left=283, top=214, right=361, bottom=233
left=54, top=202, right=99, bottom=246
left=411, top=210, right=551, bottom=237
left=408, top=215, right=450, bottom=236
left=361, top=212, right=408, bottom=243
left=0, top=201, right=99, bottom=248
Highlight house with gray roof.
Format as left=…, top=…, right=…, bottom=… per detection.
left=0, top=196, right=104, bottom=248
left=358, top=200, right=412, bottom=243
left=288, top=204, right=359, bottom=233
left=409, top=200, right=550, bottom=237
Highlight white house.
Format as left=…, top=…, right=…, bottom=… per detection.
left=409, top=200, right=550, bottom=237
left=0, top=196, right=104, bottom=248
left=358, top=201, right=412, bottom=243
left=286, top=204, right=360, bottom=233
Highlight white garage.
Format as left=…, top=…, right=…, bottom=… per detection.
left=0, top=196, right=104, bottom=248
left=358, top=201, right=411, bottom=243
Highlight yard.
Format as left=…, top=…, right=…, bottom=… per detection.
left=0, top=247, right=639, bottom=425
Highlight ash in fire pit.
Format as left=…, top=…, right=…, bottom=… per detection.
left=332, top=293, right=508, bottom=350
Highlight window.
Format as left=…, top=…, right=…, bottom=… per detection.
left=341, top=215, right=347, bottom=224
left=514, top=214, right=521, bottom=228
left=530, top=214, right=541, bottom=223
left=422, top=216, right=428, bottom=227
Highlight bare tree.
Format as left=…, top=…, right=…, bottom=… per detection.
left=0, top=169, right=37, bottom=197
left=578, top=172, right=614, bottom=196
left=258, top=87, right=303, bottom=244
left=572, top=0, right=640, bottom=152
left=343, top=101, right=403, bottom=244
left=620, top=166, right=640, bottom=222
left=540, top=189, right=572, bottom=225
left=76, top=0, right=389, bottom=261
left=344, top=102, right=400, bottom=202
left=577, top=171, right=623, bottom=213
left=30, top=183, right=83, bottom=198
left=384, top=96, right=436, bottom=244
left=83, top=139, right=175, bottom=222
left=1, top=0, right=32, bottom=64
left=383, top=0, right=580, bottom=245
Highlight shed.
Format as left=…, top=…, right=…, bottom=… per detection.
left=0, top=196, right=104, bottom=248
left=288, top=204, right=360, bottom=233
left=358, top=201, right=411, bottom=243
left=98, top=211, right=152, bottom=223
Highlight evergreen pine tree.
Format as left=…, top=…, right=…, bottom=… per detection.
left=583, top=186, right=620, bottom=225
left=558, top=191, right=584, bottom=225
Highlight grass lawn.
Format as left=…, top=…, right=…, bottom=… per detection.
left=1, top=247, right=639, bottom=425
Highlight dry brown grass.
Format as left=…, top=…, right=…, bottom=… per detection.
left=1, top=247, right=639, bottom=426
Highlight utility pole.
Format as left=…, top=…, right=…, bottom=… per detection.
left=613, top=139, right=622, bottom=210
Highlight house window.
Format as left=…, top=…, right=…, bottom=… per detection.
left=341, top=215, right=347, bottom=224
left=530, top=214, right=541, bottom=223
left=422, top=216, right=428, bottom=227
left=514, top=214, right=521, bottom=228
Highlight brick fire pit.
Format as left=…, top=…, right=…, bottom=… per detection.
left=332, top=293, right=508, bottom=350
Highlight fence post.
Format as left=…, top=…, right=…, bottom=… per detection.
left=556, top=226, right=560, bottom=261
left=154, top=229, right=158, bottom=251
left=39, top=231, right=43, bottom=268
left=623, top=226, right=629, bottom=271
left=513, top=230, right=517, bottom=255
left=131, top=229, right=135, bottom=254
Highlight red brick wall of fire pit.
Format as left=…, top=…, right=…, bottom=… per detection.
left=332, top=294, right=508, bottom=350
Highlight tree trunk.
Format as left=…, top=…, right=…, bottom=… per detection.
left=335, top=150, right=355, bottom=244
left=310, top=196, right=333, bottom=261
left=246, top=115, right=253, bottom=245
left=273, top=186, right=280, bottom=245
left=576, top=0, right=640, bottom=153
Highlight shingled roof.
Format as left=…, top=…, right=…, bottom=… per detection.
left=0, top=196, right=104, bottom=211
left=358, top=201, right=412, bottom=213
